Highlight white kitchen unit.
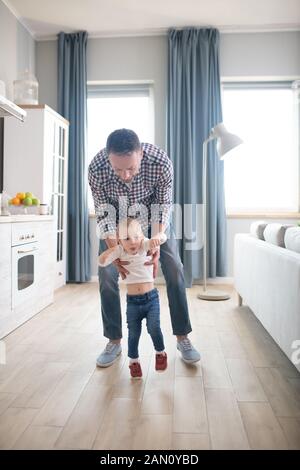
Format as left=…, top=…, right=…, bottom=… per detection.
left=0, top=215, right=55, bottom=339
left=4, top=105, right=69, bottom=289
left=0, top=223, right=12, bottom=334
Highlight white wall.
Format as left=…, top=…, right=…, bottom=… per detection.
left=35, top=30, right=300, bottom=280
left=0, top=0, right=36, bottom=100
left=220, top=31, right=300, bottom=78
left=35, top=40, right=57, bottom=111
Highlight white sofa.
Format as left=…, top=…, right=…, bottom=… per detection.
left=234, top=231, right=300, bottom=372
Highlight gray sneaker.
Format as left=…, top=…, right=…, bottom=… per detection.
left=96, top=342, right=122, bottom=368
left=177, top=338, right=201, bottom=364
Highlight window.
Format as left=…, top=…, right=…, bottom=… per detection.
left=222, top=82, right=299, bottom=213
left=87, top=83, right=154, bottom=211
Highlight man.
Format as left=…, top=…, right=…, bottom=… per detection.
left=88, top=128, right=200, bottom=367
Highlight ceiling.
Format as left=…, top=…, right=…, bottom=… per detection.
left=3, top=0, right=300, bottom=40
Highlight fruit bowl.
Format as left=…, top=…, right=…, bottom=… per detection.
left=8, top=192, right=40, bottom=215
left=8, top=205, right=41, bottom=215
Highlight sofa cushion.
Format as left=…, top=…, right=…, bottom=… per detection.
left=284, top=226, right=300, bottom=253
left=263, top=223, right=294, bottom=247
left=250, top=220, right=267, bottom=240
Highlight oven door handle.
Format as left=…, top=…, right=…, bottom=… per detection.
left=17, top=247, right=38, bottom=254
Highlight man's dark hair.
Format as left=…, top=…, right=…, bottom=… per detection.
left=106, top=129, right=141, bottom=155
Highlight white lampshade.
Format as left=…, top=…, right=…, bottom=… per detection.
left=211, top=123, right=243, bottom=159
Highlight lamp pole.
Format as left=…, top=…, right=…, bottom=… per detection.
left=202, top=135, right=213, bottom=294
left=198, top=123, right=242, bottom=301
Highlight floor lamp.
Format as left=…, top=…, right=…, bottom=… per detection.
left=198, top=123, right=243, bottom=301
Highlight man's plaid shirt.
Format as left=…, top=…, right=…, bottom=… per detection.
left=88, top=143, right=173, bottom=238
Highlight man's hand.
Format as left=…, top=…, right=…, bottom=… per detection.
left=148, top=237, right=161, bottom=250
left=144, top=247, right=160, bottom=278
left=113, top=258, right=130, bottom=280
left=105, top=234, right=118, bottom=249
left=104, top=235, right=130, bottom=280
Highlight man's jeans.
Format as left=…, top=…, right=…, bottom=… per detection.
left=126, top=288, right=164, bottom=359
left=98, top=225, right=192, bottom=340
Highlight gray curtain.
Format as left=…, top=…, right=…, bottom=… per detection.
left=58, top=31, right=91, bottom=282
left=167, top=28, right=227, bottom=287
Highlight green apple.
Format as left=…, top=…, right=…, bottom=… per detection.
left=23, top=197, right=32, bottom=206
left=32, top=198, right=40, bottom=206
left=25, top=192, right=33, bottom=199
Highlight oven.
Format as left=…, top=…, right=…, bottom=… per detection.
left=11, top=224, right=39, bottom=309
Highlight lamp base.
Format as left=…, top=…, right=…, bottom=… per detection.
left=197, top=288, right=230, bottom=301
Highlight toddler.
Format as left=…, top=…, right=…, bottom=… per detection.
left=98, top=217, right=167, bottom=378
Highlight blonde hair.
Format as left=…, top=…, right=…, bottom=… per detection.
left=117, top=217, right=143, bottom=240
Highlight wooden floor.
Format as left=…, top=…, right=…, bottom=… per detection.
left=0, top=282, right=300, bottom=450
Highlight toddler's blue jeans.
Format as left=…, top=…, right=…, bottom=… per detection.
left=126, top=288, right=164, bottom=359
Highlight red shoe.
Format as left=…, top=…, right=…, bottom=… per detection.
left=155, top=352, right=168, bottom=371
left=129, top=361, right=142, bottom=378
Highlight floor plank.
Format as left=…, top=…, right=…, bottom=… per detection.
left=55, top=383, right=112, bottom=449
left=277, top=417, right=300, bottom=450
left=32, top=371, right=92, bottom=427
left=172, top=433, right=211, bottom=450
left=225, top=358, right=268, bottom=402
left=205, top=388, right=250, bottom=450
left=239, top=402, right=289, bottom=450
left=133, top=414, right=173, bottom=450
left=0, top=393, right=18, bottom=416
left=13, top=425, right=63, bottom=450
left=255, top=367, right=300, bottom=418
left=93, top=398, right=141, bottom=450
left=201, top=350, right=232, bottom=390
left=0, top=407, right=38, bottom=449
left=173, top=376, right=208, bottom=434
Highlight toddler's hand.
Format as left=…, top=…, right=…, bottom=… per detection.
left=149, top=238, right=161, bottom=250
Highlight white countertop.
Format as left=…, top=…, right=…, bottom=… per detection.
left=0, top=214, right=55, bottom=223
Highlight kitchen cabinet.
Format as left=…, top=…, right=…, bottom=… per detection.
left=0, top=216, right=55, bottom=338
left=0, top=223, right=12, bottom=335
left=4, top=105, right=69, bottom=289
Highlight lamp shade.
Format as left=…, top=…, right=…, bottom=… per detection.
left=211, top=123, right=243, bottom=159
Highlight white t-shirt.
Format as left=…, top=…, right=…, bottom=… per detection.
left=99, top=233, right=167, bottom=284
